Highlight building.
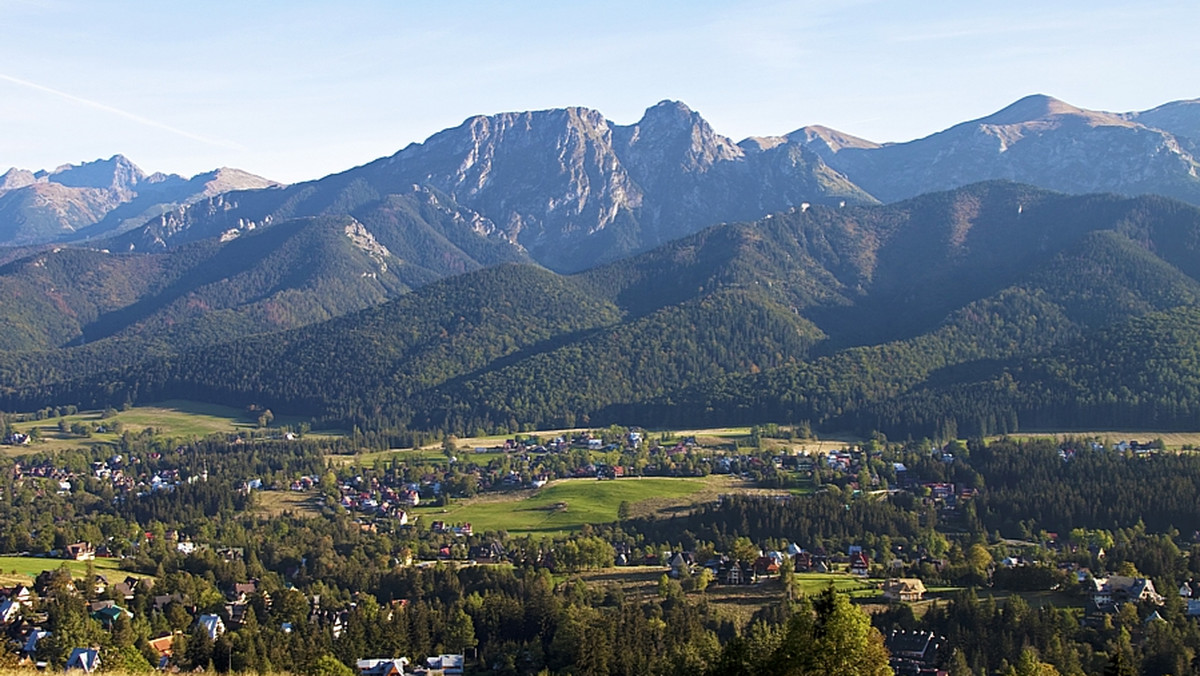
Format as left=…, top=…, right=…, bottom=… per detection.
left=882, top=578, right=927, bottom=603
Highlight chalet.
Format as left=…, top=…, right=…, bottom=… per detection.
left=0, top=586, right=32, bottom=607
left=64, top=542, right=96, bottom=561
left=753, top=556, right=780, bottom=576
left=850, top=552, right=871, bottom=576
left=886, top=630, right=944, bottom=675
left=468, top=542, right=505, bottom=563
left=792, top=551, right=813, bottom=572
left=1091, top=576, right=1163, bottom=608
left=66, top=648, right=100, bottom=673
left=147, top=634, right=175, bottom=661
left=718, top=560, right=757, bottom=585
left=669, top=552, right=694, bottom=578
left=153, top=592, right=188, bottom=612
left=91, top=605, right=133, bottom=628
left=882, top=578, right=927, bottom=603
left=112, top=577, right=142, bottom=601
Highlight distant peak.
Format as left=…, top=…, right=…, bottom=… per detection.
left=789, top=125, right=880, bottom=151
left=45, top=154, right=146, bottom=191
left=978, top=94, right=1137, bottom=130
left=979, top=94, right=1085, bottom=125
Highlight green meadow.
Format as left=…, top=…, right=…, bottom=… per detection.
left=422, top=477, right=712, bottom=537
left=0, top=555, right=136, bottom=581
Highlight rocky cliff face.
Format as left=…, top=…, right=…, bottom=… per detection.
left=363, top=100, right=872, bottom=270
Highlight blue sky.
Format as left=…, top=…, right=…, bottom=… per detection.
left=1, top=0, right=1196, bottom=183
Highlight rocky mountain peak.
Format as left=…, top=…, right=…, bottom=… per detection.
left=0, top=168, right=37, bottom=191
left=618, top=100, right=742, bottom=174
left=43, top=154, right=146, bottom=192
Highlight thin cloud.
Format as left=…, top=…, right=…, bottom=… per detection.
left=0, top=72, right=245, bottom=151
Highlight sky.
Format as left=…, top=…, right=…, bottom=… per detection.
left=1, top=0, right=1197, bottom=184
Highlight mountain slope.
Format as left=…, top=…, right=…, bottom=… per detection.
left=0, top=214, right=416, bottom=355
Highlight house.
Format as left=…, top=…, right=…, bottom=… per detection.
left=2, top=585, right=33, bottom=607
left=753, top=556, right=780, bottom=576
left=147, top=634, right=175, bottom=660
left=886, top=630, right=944, bottom=675
left=64, top=542, right=95, bottom=561
left=66, top=648, right=101, bottom=673
left=882, top=578, right=927, bottom=603
left=22, top=629, right=49, bottom=658
left=1091, top=576, right=1164, bottom=608
left=850, top=552, right=871, bottom=576
left=424, top=654, right=465, bottom=676
left=197, top=614, right=225, bottom=641
left=718, top=560, right=757, bottom=586
left=356, top=658, right=410, bottom=676
left=153, top=593, right=188, bottom=612
left=0, top=599, right=21, bottom=624
left=468, top=542, right=505, bottom=563
left=92, top=604, right=133, bottom=630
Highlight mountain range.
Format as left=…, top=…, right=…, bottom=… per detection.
left=7, top=94, right=1200, bottom=274
left=0, top=155, right=279, bottom=246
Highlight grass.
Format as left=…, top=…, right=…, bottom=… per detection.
left=987, top=431, right=1200, bottom=451
left=250, top=490, right=325, bottom=518
left=575, top=567, right=883, bottom=627
left=0, top=555, right=138, bottom=582
left=6, top=400, right=341, bottom=456
left=419, top=477, right=713, bottom=537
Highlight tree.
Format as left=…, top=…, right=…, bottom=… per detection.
left=443, top=607, right=477, bottom=654
left=443, top=435, right=459, bottom=461
left=1014, top=647, right=1061, bottom=676
left=767, top=588, right=892, bottom=676
left=780, top=554, right=795, bottom=600
left=309, top=655, right=354, bottom=676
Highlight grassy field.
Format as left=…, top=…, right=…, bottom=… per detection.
left=6, top=400, right=339, bottom=455
left=990, top=431, right=1200, bottom=451
left=576, top=566, right=882, bottom=626
left=416, top=477, right=716, bottom=536
left=251, top=490, right=325, bottom=518
left=0, top=555, right=137, bottom=582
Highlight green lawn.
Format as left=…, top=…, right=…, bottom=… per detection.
left=425, top=477, right=712, bottom=537
left=793, top=572, right=878, bottom=597
left=0, top=555, right=136, bottom=581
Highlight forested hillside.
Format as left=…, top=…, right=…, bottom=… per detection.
left=7, top=182, right=1200, bottom=440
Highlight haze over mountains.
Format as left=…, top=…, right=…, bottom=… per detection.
left=4, top=94, right=1200, bottom=438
